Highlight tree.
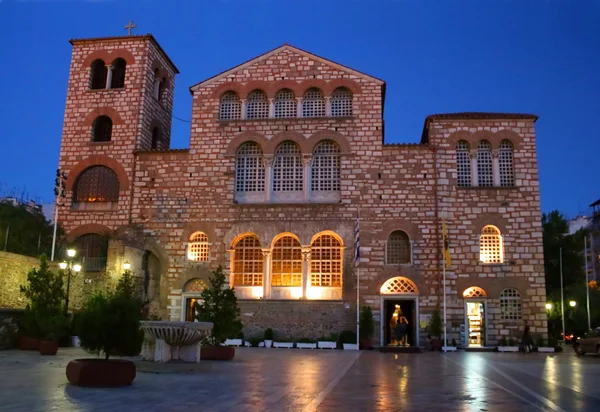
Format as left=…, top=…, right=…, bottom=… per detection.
left=429, top=305, right=443, bottom=339
left=194, top=266, right=242, bottom=346
left=359, top=306, right=374, bottom=339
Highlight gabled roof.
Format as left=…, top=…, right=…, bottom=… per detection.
left=189, top=44, right=384, bottom=92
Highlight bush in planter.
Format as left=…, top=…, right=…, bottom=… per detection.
left=359, top=306, right=375, bottom=349
left=247, top=337, right=262, bottom=347
left=428, top=305, right=443, bottom=350
left=339, top=330, right=357, bottom=348
left=499, top=337, right=508, bottom=346
left=264, top=328, right=274, bottom=341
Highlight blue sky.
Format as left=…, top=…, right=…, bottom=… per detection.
left=0, top=0, right=599, bottom=217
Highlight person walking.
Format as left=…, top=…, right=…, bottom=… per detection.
left=522, top=321, right=532, bottom=353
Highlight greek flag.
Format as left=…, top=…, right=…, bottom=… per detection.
left=354, top=211, right=360, bottom=267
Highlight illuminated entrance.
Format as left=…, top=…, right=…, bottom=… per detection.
left=181, top=278, right=207, bottom=322
left=463, top=287, right=488, bottom=347
left=380, top=277, right=420, bottom=347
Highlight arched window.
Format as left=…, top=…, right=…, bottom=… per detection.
left=91, top=116, right=113, bottom=142
left=311, top=140, right=341, bottom=192
left=479, top=225, right=503, bottom=264
left=477, top=140, right=493, bottom=187
left=456, top=140, right=471, bottom=187
left=151, top=127, right=160, bottom=149
left=500, top=288, right=522, bottom=320
left=73, top=166, right=120, bottom=203
left=232, top=235, right=264, bottom=286
left=219, top=91, right=242, bottom=120
left=310, top=234, right=342, bottom=287
left=158, top=78, right=166, bottom=102
left=246, top=90, right=269, bottom=119
left=331, top=87, right=353, bottom=117
left=110, top=58, right=126, bottom=89
left=235, top=142, right=265, bottom=192
left=187, top=232, right=209, bottom=262
left=90, top=59, right=107, bottom=90
left=499, top=140, right=515, bottom=187
left=153, top=69, right=161, bottom=99
left=380, top=276, right=419, bottom=294
left=274, top=89, right=297, bottom=118
left=73, top=233, right=108, bottom=272
left=386, top=230, right=411, bottom=264
left=271, top=235, right=302, bottom=286
left=463, top=287, right=487, bottom=298
left=302, top=88, right=325, bottom=117
left=272, top=141, right=303, bottom=192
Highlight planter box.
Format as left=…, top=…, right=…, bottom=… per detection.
left=264, top=340, right=273, bottom=348
left=343, top=343, right=359, bottom=350
left=39, top=340, right=58, bottom=355
left=19, top=337, right=40, bottom=351
left=201, top=346, right=235, bottom=361
left=318, top=341, right=336, bottom=349
left=66, top=359, right=136, bottom=387
left=296, top=342, right=317, bottom=349
left=442, top=346, right=457, bottom=352
left=223, top=339, right=243, bottom=347
left=244, top=341, right=252, bottom=347
left=497, top=346, right=519, bottom=352
left=538, top=347, right=555, bottom=353
left=258, top=341, right=265, bottom=348
left=273, top=342, right=294, bottom=349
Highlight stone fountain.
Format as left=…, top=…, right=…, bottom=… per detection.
left=140, top=321, right=213, bottom=363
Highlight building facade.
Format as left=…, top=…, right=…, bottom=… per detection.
left=56, top=33, right=547, bottom=346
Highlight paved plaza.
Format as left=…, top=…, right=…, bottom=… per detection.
left=1, top=348, right=600, bottom=411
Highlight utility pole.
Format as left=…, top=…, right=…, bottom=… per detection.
left=560, top=248, right=566, bottom=344
left=51, top=169, right=67, bottom=261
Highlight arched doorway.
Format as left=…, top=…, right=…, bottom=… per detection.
left=181, top=278, right=207, bottom=322
left=380, top=277, right=420, bottom=347
left=462, top=287, right=488, bottom=347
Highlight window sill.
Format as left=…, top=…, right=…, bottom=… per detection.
left=233, top=201, right=342, bottom=207
left=86, top=87, right=126, bottom=93
left=71, top=202, right=118, bottom=212
left=217, top=116, right=355, bottom=124
left=456, top=186, right=518, bottom=190
left=384, top=263, right=413, bottom=267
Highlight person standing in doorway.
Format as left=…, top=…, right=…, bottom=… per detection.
left=396, top=316, right=408, bottom=346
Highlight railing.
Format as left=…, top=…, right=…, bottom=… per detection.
left=83, top=257, right=107, bottom=272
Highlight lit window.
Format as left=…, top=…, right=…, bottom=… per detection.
left=187, top=232, right=209, bottom=262
left=477, top=140, right=493, bottom=187
left=311, top=140, right=340, bottom=192
left=90, top=59, right=107, bottom=90
left=73, top=166, right=119, bottom=203
left=219, top=91, right=242, bottom=120
left=91, top=116, right=112, bottom=142
left=232, top=235, right=263, bottom=286
left=456, top=140, right=471, bottom=187
left=386, top=230, right=411, bottom=264
left=274, top=89, right=297, bottom=118
left=110, top=58, right=126, bottom=89
left=302, top=88, right=325, bottom=117
left=331, top=87, right=353, bottom=117
left=500, top=288, right=521, bottom=320
left=310, top=234, right=342, bottom=287
left=271, top=235, right=302, bottom=286
left=479, top=225, right=503, bottom=264
left=246, top=90, right=269, bottom=119
left=272, top=141, right=303, bottom=192
left=235, top=142, right=265, bottom=192
left=463, top=287, right=487, bottom=298
left=499, top=140, right=515, bottom=187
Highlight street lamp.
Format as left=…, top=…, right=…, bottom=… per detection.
left=60, top=248, right=81, bottom=315
left=123, top=261, right=131, bottom=272
left=569, top=301, right=577, bottom=307
left=546, top=303, right=552, bottom=310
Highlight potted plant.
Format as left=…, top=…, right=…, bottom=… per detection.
left=70, top=312, right=83, bottom=347
left=296, top=338, right=317, bottom=349
left=39, top=314, right=68, bottom=355
left=359, top=306, right=375, bottom=350
left=536, top=336, right=556, bottom=353
left=224, top=332, right=244, bottom=347
left=318, top=333, right=337, bottom=349
left=194, top=266, right=242, bottom=360
left=264, top=328, right=274, bottom=348
left=429, top=305, right=443, bottom=351
left=497, top=336, right=519, bottom=352
left=339, top=330, right=358, bottom=350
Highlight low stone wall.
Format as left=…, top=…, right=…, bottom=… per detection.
left=0, top=251, right=41, bottom=309
left=0, top=308, right=24, bottom=349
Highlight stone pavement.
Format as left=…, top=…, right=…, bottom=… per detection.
left=1, top=347, right=600, bottom=411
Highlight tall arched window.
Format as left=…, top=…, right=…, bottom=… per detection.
left=74, top=233, right=108, bottom=272
left=311, top=140, right=341, bottom=192
left=151, top=127, right=160, bottom=149
left=274, top=89, right=297, bottom=118
left=386, top=230, right=411, bottom=264
left=272, top=141, right=303, bottom=192
left=331, top=87, right=353, bottom=117
left=91, top=116, right=113, bottom=142
left=479, top=225, right=503, bottom=264
left=499, top=140, right=515, bottom=187
left=310, top=234, right=342, bottom=287
left=302, top=88, right=325, bottom=117
left=500, top=288, right=522, bottom=320
left=219, top=91, right=242, bottom=120
left=73, top=166, right=120, bottom=203
left=235, top=142, right=265, bottom=192
left=246, top=90, right=269, bottom=119
left=271, top=235, right=302, bottom=286
left=232, top=235, right=264, bottom=286
left=153, top=69, right=167, bottom=103
left=477, top=140, right=493, bottom=187
left=187, top=232, right=209, bottom=262
left=456, top=140, right=472, bottom=187
left=90, top=59, right=107, bottom=90
left=110, top=58, right=127, bottom=89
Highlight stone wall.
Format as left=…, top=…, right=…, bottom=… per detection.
left=0, top=252, right=40, bottom=309
left=0, top=308, right=23, bottom=349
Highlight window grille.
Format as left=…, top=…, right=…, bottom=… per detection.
left=479, top=225, right=503, bottom=264
left=500, top=288, right=522, bottom=320
left=184, top=278, right=207, bottom=292
left=463, top=287, right=487, bottom=298
left=235, top=142, right=265, bottom=192
left=187, top=232, right=209, bottom=262
left=331, top=87, right=353, bottom=117
left=246, top=90, right=269, bottom=119
left=232, top=235, right=264, bottom=286
left=271, top=236, right=302, bottom=286
left=302, top=88, right=325, bottom=117
left=272, top=141, right=303, bottom=192
left=311, top=140, right=341, bottom=191
left=477, top=140, right=493, bottom=187
left=73, top=166, right=120, bottom=203
left=110, top=58, right=126, bottom=89
left=456, top=140, right=472, bottom=187
left=499, top=140, right=515, bottom=187
left=91, top=116, right=113, bottom=142
left=274, top=89, right=297, bottom=118
left=310, top=234, right=342, bottom=287
left=219, top=91, right=242, bottom=120
left=386, top=230, right=411, bottom=264
left=74, top=233, right=108, bottom=272
left=380, top=277, right=418, bottom=294
left=90, top=59, right=107, bottom=90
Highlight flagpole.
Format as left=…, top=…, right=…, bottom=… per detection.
left=560, top=247, right=566, bottom=344
left=442, top=216, right=447, bottom=352
left=355, top=208, right=360, bottom=350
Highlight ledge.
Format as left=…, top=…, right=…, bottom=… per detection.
left=217, top=116, right=355, bottom=125
left=456, top=186, right=519, bottom=191
left=232, top=201, right=343, bottom=207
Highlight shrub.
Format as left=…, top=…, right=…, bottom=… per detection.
left=428, top=305, right=443, bottom=339
left=508, top=338, right=515, bottom=346
left=451, top=338, right=457, bottom=347
left=499, top=337, right=508, bottom=346
left=536, top=337, right=545, bottom=348
left=339, top=330, right=357, bottom=344
left=247, top=337, right=262, bottom=347
left=359, top=306, right=374, bottom=339
left=264, top=328, right=274, bottom=341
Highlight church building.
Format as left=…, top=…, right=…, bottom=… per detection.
left=56, top=31, right=547, bottom=347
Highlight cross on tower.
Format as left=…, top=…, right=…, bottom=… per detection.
left=124, top=20, right=136, bottom=36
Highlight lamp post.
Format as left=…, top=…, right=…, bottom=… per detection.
left=569, top=300, right=576, bottom=308
left=123, top=261, right=131, bottom=272
left=59, top=248, right=81, bottom=315
left=51, top=169, right=68, bottom=261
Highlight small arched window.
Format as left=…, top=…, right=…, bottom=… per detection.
left=153, top=69, right=166, bottom=102
left=151, top=127, right=160, bottom=149
left=386, top=230, right=411, bottom=264
left=331, top=87, right=353, bottom=117
left=311, top=140, right=341, bottom=192
left=499, top=140, right=515, bottom=187
left=91, top=116, right=113, bottom=142
left=310, top=234, right=342, bottom=287
left=73, top=233, right=108, bottom=272
left=479, top=225, right=503, bottom=264
left=246, top=90, right=269, bottom=119
left=90, top=59, right=107, bottom=90
left=187, top=232, right=209, bottom=262
left=110, top=58, right=127, bottom=89
left=232, top=235, right=263, bottom=286
left=272, top=141, right=303, bottom=192
left=500, top=288, right=522, bottom=320
left=235, top=142, right=265, bottom=192
left=302, top=88, right=325, bottom=117
left=271, top=235, right=302, bottom=287
left=219, top=91, right=242, bottom=120
left=456, top=140, right=471, bottom=187
left=477, top=140, right=493, bottom=187
left=274, top=89, right=297, bottom=118
left=73, top=166, right=120, bottom=203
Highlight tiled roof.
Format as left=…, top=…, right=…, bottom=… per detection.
left=425, top=112, right=538, bottom=122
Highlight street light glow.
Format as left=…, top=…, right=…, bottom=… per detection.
left=123, top=262, right=131, bottom=271
left=73, top=264, right=82, bottom=273
left=59, top=262, right=67, bottom=270
left=67, top=249, right=76, bottom=258
left=569, top=300, right=576, bottom=307
left=545, top=303, right=552, bottom=310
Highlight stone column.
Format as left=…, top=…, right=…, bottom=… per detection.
left=303, top=155, right=312, bottom=202
left=301, top=247, right=311, bottom=299
left=470, top=151, right=478, bottom=187
left=263, top=155, right=274, bottom=203
left=105, top=65, right=113, bottom=89
left=296, top=97, right=303, bottom=117
left=325, top=96, right=332, bottom=116
left=492, top=150, right=500, bottom=186
left=153, top=78, right=161, bottom=99
left=268, top=98, right=275, bottom=118
left=241, top=99, right=247, bottom=120
left=227, top=249, right=235, bottom=288
left=261, top=248, right=272, bottom=299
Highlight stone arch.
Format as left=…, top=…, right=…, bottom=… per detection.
left=462, top=286, right=488, bottom=298
left=471, top=130, right=496, bottom=145
left=240, top=81, right=270, bottom=99
left=447, top=130, right=475, bottom=147
left=210, top=82, right=245, bottom=99
left=81, top=49, right=136, bottom=68
left=471, top=214, right=509, bottom=234
left=376, top=219, right=420, bottom=242
left=150, top=60, right=169, bottom=79
left=310, top=230, right=344, bottom=246
left=225, top=131, right=269, bottom=156
left=299, top=79, right=328, bottom=96
left=494, top=129, right=523, bottom=150
left=230, top=231, right=264, bottom=249
left=307, top=130, right=351, bottom=154
left=83, top=107, right=124, bottom=127
left=65, top=155, right=130, bottom=192
left=380, top=276, right=419, bottom=294
left=183, top=278, right=208, bottom=293
left=65, top=223, right=113, bottom=242
left=181, top=222, right=218, bottom=243
left=271, top=231, right=301, bottom=248
left=266, top=80, right=303, bottom=98
left=324, top=78, right=362, bottom=96
left=265, top=131, right=310, bottom=155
